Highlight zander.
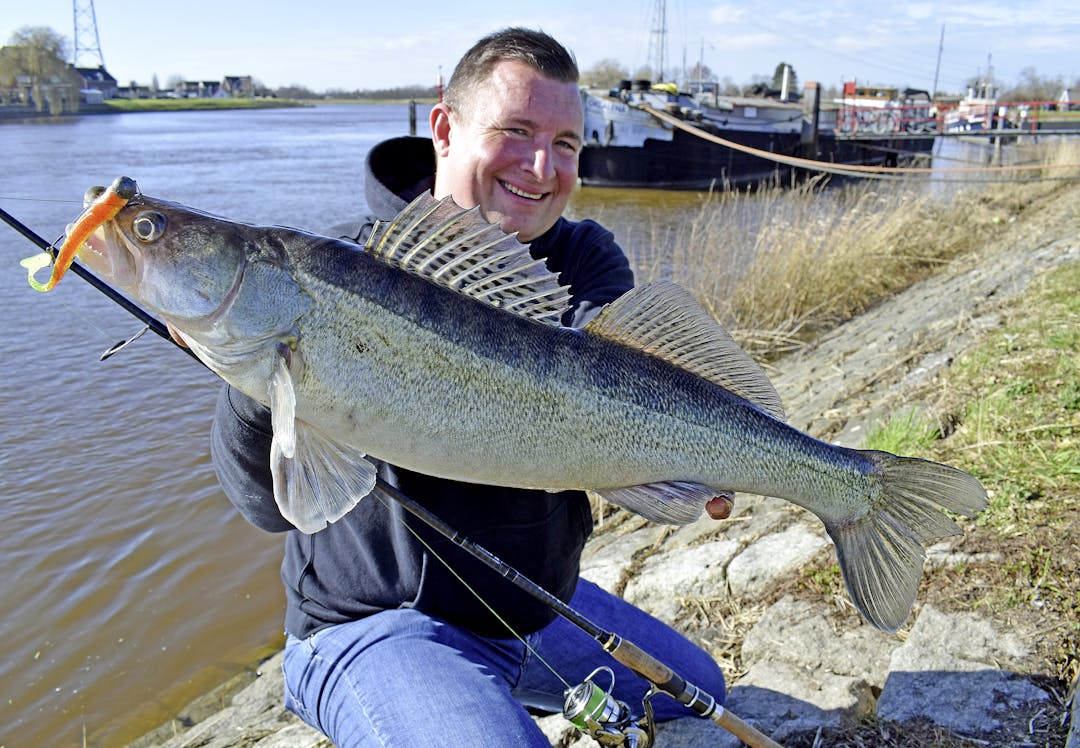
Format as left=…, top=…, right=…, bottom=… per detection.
left=34, top=177, right=987, bottom=633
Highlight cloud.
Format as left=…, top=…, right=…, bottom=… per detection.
left=708, top=4, right=749, bottom=25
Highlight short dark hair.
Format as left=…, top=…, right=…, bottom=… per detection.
left=444, top=28, right=579, bottom=120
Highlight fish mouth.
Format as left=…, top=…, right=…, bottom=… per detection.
left=79, top=221, right=137, bottom=289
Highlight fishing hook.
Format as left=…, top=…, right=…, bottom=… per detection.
left=100, top=324, right=150, bottom=361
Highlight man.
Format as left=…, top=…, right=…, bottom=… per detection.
left=212, top=28, right=728, bottom=746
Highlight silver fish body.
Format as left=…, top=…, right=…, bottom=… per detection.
left=78, top=182, right=987, bottom=632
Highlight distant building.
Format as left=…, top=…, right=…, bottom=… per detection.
left=222, top=75, right=254, bottom=98
left=115, top=84, right=152, bottom=100
left=175, top=80, right=225, bottom=98
left=74, top=65, right=118, bottom=99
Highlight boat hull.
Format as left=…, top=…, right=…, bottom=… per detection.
left=578, top=129, right=936, bottom=191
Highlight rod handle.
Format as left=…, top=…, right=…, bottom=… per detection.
left=606, top=636, right=783, bottom=748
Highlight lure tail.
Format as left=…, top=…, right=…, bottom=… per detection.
left=21, top=176, right=137, bottom=292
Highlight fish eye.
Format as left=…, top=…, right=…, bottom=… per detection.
left=132, top=211, right=167, bottom=242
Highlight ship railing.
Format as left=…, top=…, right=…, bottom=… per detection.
left=935, top=98, right=1080, bottom=133
left=834, top=102, right=938, bottom=136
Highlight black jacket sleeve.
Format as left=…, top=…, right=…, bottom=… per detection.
left=210, top=384, right=293, bottom=532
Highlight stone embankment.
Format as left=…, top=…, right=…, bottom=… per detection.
left=131, top=182, right=1080, bottom=748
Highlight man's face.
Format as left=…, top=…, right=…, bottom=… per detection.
left=431, top=60, right=584, bottom=242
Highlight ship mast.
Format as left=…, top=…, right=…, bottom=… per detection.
left=647, top=0, right=668, bottom=81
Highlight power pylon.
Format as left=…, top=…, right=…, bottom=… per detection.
left=73, top=0, right=106, bottom=68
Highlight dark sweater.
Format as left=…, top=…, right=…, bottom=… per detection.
left=210, top=136, right=634, bottom=638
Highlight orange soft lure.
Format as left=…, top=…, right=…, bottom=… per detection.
left=21, top=176, right=137, bottom=292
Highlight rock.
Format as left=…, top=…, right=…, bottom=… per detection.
left=726, top=524, right=829, bottom=598
left=580, top=519, right=668, bottom=593
left=727, top=664, right=873, bottom=740
left=741, top=596, right=894, bottom=684
left=652, top=715, right=742, bottom=747
left=623, top=540, right=738, bottom=621
left=876, top=606, right=1051, bottom=733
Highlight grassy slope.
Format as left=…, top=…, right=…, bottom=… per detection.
left=649, top=144, right=1080, bottom=747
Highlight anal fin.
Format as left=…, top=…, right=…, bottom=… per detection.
left=596, top=481, right=716, bottom=525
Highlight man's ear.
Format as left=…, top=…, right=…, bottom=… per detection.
left=430, top=103, right=452, bottom=157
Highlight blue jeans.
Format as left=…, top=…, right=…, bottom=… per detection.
left=281, top=579, right=726, bottom=747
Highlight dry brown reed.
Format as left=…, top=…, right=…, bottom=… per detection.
left=632, top=140, right=1080, bottom=360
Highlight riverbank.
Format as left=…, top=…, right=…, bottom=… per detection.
left=0, top=98, right=308, bottom=121
left=128, top=178, right=1079, bottom=748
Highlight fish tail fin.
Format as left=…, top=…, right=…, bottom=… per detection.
left=825, top=450, right=987, bottom=632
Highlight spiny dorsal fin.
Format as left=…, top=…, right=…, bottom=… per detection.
left=365, top=194, right=571, bottom=326
left=584, top=281, right=786, bottom=420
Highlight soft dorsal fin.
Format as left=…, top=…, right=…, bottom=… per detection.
left=365, top=194, right=571, bottom=326
left=584, top=281, right=785, bottom=419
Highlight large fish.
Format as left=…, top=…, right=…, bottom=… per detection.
left=35, top=176, right=986, bottom=633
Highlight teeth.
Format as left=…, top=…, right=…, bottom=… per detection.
left=502, top=181, right=543, bottom=200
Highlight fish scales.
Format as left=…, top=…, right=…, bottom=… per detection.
left=55, top=180, right=986, bottom=633
left=291, top=246, right=831, bottom=499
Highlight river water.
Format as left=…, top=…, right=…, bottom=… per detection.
left=0, top=104, right=722, bottom=747
left=0, top=104, right=986, bottom=746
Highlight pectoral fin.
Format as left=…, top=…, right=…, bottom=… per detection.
left=268, top=348, right=376, bottom=533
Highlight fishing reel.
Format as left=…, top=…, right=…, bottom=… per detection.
left=563, top=667, right=655, bottom=747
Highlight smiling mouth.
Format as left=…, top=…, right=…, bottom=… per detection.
left=500, top=181, right=545, bottom=201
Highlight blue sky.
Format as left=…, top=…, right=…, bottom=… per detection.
left=3, top=1, right=1077, bottom=95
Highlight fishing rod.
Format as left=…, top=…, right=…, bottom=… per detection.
left=374, top=479, right=781, bottom=748
left=0, top=205, right=200, bottom=363
left=1, top=206, right=782, bottom=748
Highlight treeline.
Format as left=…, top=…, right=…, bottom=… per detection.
left=997, top=67, right=1080, bottom=103
left=274, top=83, right=441, bottom=101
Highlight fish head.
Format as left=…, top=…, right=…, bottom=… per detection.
left=79, top=183, right=310, bottom=355
left=81, top=192, right=249, bottom=322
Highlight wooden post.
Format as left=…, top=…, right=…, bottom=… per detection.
left=801, top=81, right=821, bottom=158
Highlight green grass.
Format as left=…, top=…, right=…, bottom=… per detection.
left=934, top=262, right=1080, bottom=526
left=103, top=97, right=307, bottom=112
left=918, top=261, right=1079, bottom=686
left=864, top=407, right=942, bottom=455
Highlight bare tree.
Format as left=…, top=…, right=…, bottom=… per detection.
left=581, top=58, right=630, bottom=89
left=999, top=67, right=1074, bottom=102
left=687, top=62, right=717, bottom=83
left=165, top=74, right=185, bottom=93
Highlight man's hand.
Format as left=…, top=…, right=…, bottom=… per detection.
left=705, top=493, right=734, bottom=520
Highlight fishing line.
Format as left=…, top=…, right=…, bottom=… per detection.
left=0, top=195, right=84, bottom=204
left=368, top=488, right=573, bottom=690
